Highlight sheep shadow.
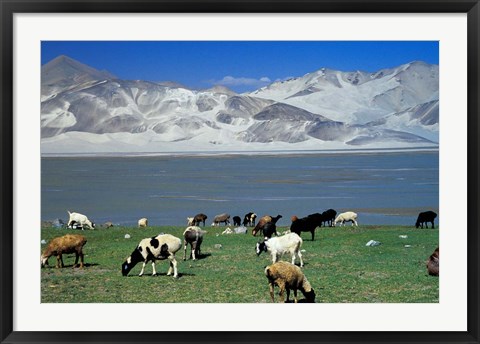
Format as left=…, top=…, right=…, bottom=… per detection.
left=43, top=262, right=99, bottom=269
left=195, top=253, right=212, bottom=260
left=127, top=272, right=196, bottom=278
left=183, top=253, right=212, bottom=261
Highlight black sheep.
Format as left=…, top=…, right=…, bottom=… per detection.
left=290, top=213, right=324, bottom=241
left=262, top=222, right=279, bottom=239
left=252, top=214, right=282, bottom=236
left=243, top=212, right=257, bottom=226
left=233, top=216, right=242, bottom=226
left=415, top=211, right=437, bottom=229
left=321, top=209, right=337, bottom=227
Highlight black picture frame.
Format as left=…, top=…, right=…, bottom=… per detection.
left=1, top=1, right=479, bottom=343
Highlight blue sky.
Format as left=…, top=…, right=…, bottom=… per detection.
left=42, top=41, right=438, bottom=93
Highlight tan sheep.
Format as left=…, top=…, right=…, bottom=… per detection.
left=138, top=218, right=148, bottom=228
left=264, top=261, right=315, bottom=303
left=41, top=234, right=87, bottom=268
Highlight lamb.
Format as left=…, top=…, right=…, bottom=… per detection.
left=252, top=214, right=282, bottom=236
left=193, top=213, right=208, bottom=226
left=122, top=233, right=182, bottom=277
left=321, top=209, right=337, bottom=227
left=183, top=226, right=207, bottom=261
left=41, top=234, right=87, bottom=268
left=416, top=211, right=437, bottom=229
left=67, top=211, right=95, bottom=230
left=255, top=232, right=304, bottom=267
left=290, top=213, right=323, bottom=241
left=212, top=213, right=230, bottom=226
left=187, top=217, right=194, bottom=226
left=138, top=217, right=148, bottom=228
left=232, top=216, right=242, bottom=226
left=427, top=247, right=439, bottom=276
left=243, top=212, right=257, bottom=227
left=334, top=211, right=358, bottom=226
left=265, top=261, right=315, bottom=303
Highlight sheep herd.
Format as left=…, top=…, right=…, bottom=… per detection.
left=41, top=208, right=439, bottom=303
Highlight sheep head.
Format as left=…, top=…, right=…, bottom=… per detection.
left=255, top=241, right=268, bottom=256
left=121, top=248, right=143, bottom=276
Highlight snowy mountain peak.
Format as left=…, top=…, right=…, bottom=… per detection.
left=41, top=55, right=439, bottom=154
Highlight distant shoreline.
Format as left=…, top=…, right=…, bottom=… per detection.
left=41, top=146, right=439, bottom=158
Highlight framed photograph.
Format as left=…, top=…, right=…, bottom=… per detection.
left=1, top=1, right=479, bottom=343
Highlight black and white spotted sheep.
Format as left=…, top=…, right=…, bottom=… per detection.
left=122, top=233, right=182, bottom=277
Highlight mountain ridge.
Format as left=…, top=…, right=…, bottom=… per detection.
left=41, top=55, right=439, bottom=154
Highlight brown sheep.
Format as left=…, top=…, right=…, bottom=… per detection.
left=265, top=261, right=315, bottom=303
left=252, top=215, right=282, bottom=236
left=41, top=234, right=87, bottom=268
left=427, top=247, right=439, bottom=276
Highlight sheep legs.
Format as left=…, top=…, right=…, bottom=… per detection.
left=286, top=289, right=299, bottom=303
left=292, top=251, right=304, bottom=268
left=268, top=283, right=276, bottom=302
left=270, top=281, right=287, bottom=303
left=73, top=252, right=84, bottom=268
left=167, top=257, right=178, bottom=278
left=55, top=254, right=65, bottom=268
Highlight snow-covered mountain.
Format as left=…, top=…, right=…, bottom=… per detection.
left=41, top=55, right=439, bottom=154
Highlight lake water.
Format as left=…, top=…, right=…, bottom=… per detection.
left=41, top=151, right=439, bottom=227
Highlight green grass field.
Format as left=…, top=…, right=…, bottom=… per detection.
left=41, top=225, right=439, bottom=303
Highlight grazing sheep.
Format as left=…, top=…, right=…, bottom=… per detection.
left=122, top=233, right=182, bottom=277
left=321, top=209, right=337, bottom=227
left=252, top=214, right=282, bottom=236
left=334, top=211, right=358, bottom=227
left=252, top=215, right=272, bottom=236
left=212, top=213, right=230, bottom=226
left=427, top=247, right=439, bottom=276
left=416, top=211, right=437, bottom=229
left=290, top=213, right=323, bottom=241
left=187, top=217, right=195, bottom=226
left=233, top=216, right=242, bottom=226
left=102, top=221, right=114, bottom=228
left=138, top=218, right=148, bottom=228
left=193, top=213, right=208, bottom=226
left=243, top=212, right=257, bottom=227
left=256, top=232, right=304, bottom=267
left=265, top=261, right=315, bottom=303
left=67, top=211, right=95, bottom=230
left=262, top=222, right=279, bottom=239
left=183, top=226, right=207, bottom=261
left=41, top=234, right=87, bottom=268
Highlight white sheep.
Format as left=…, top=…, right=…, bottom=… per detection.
left=138, top=217, right=148, bottom=228
left=255, top=232, right=304, bottom=267
left=122, top=233, right=182, bottom=277
left=265, top=261, right=315, bottom=303
left=187, top=217, right=195, bottom=226
left=67, top=211, right=95, bottom=230
left=183, top=226, right=207, bottom=261
left=334, top=211, right=358, bottom=226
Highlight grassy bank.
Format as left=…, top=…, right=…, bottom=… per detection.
left=41, top=225, right=439, bottom=303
